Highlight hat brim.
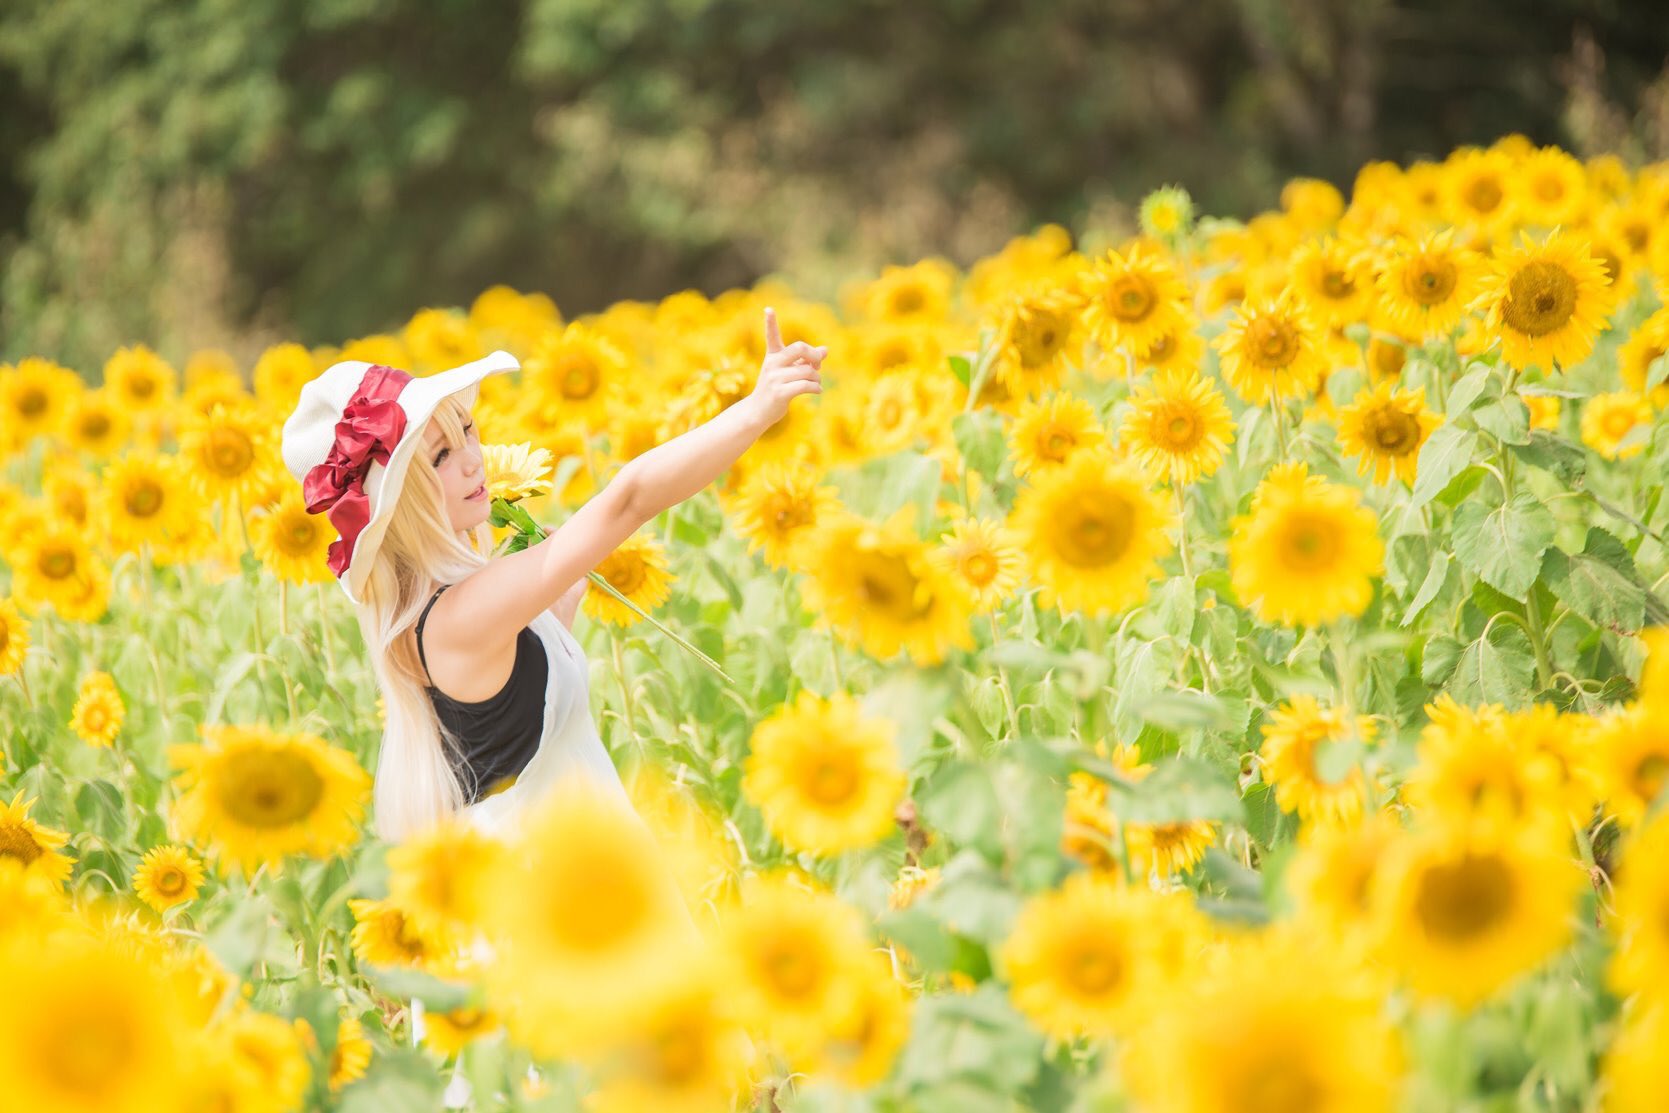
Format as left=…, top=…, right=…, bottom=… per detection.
left=339, top=350, right=520, bottom=604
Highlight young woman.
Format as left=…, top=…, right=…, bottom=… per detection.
left=280, top=309, right=826, bottom=842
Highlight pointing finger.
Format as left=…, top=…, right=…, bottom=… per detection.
left=764, top=307, right=783, bottom=354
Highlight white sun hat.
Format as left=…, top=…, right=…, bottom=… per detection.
left=280, top=350, right=519, bottom=603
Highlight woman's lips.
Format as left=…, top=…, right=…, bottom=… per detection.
left=467, top=483, right=487, bottom=501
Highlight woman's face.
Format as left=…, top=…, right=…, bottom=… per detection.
left=422, top=410, right=490, bottom=532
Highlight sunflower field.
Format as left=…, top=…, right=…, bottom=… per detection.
left=6, top=134, right=1669, bottom=1112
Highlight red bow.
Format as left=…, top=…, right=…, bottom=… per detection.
left=302, top=365, right=412, bottom=577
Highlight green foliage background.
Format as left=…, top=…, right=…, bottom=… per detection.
left=4, top=0, right=1669, bottom=369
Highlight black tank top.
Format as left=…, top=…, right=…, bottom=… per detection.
left=415, top=585, right=548, bottom=805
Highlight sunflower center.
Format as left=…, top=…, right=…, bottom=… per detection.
left=1502, top=260, right=1578, bottom=337
left=208, top=428, right=255, bottom=477
left=0, top=624, right=8, bottom=654
left=1320, top=270, right=1355, bottom=300
left=129, top=375, right=157, bottom=400
left=279, top=515, right=319, bottom=558
left=550, top=853, right=652, bottom=950
left=1406, top=259, right=1458, bottom=307
left=0, top=823, right=43, bottom=864
left=1016, top=311, right=1069, bottom=367
left=597, top=554, right=647, bottom=595
left=1054, top=493, right=1136, bottom=568
left=1413, top=852, right=1513, bottom=942
left=40, top=546, right=78, bottom=581
left=1108, top=276, right=1156, bottom=323
left=763, top=943, right=820, bottom=997
left=1245, top=315, right=1299, bottom=369
left=1040, top=429, right=1077, bottom=461
left=1464, top=175, right=1504, bottom=214
left=1066, top=941, right=1124, bottom=995
left=1238, top=1060, right=1327, bottom=1113
left=805, top=753, right=859, bottom=805
left=1158, top=405, right=1203, bottom=451
left=1632, top=753, right=1669, bottom=802
left=889, top=286, right=927, bottom=317
left=1363, top=405, right=1421, bottom=455
left=154, top=867, right=186, bottom=896
left=855, top=555, right=929, bottom=620
left=770, top=495, right=813, bottom=532
left=1623, top=221, right=1649, bottom=253
left=80, top=412, right=112, bottom=439
left=652, top=1021, right=705, bottom=1082
left=1370, top=339, right=1407, bottom=379
left=1533, top=175, right=1565, bottom=203
left=877, top=399, right=904, bottom=428
left=216, top=748, right=327, bottom=829
left=40, top=1004, right=136, bottom=1097
left=962, top=551, right=998, bottom=585
left=125, top=480, right=164, bottom=519
left=1595, top=248, right=1622, bottom=286
left=556, top=355, right=600, bottom=401
left=875, top=341, right=910, bottom=371
left=1277, top=512, right=1340, bottom=573
left=18, top=388, right=48, bottom=418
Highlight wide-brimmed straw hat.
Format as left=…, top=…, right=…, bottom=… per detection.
left=280, top=351, right=519, bottom=603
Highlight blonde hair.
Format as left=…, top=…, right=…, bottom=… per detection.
left=357, top=395, right=497, bottom=841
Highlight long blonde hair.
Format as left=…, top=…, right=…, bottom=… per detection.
left=357, top=395, right=497, bottom=841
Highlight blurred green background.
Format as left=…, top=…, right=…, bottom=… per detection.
left=3, top=0, right=1669, bottom=371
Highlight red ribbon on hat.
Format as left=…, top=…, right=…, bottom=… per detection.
left=302, top=365, right=413, bottom=577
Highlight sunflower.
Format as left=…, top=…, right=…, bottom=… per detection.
left=1000, top=871, right=1198, bottom=1040
left=100, top=452, right=197, bottom=553
left=1580, top=391, right=1653, bottom=460
left=1283, top=177, right=1346, bottom=228
left=0, top=596, right=28, bottom=676
left=1336, top=382, right=1442, bottom=485
left=991, top=285, right=1081, bottom=398
left=102, top=344, right=178, bottom=415
left=859, top=260, right=955, bottom=323
left=1523, top=392, right=1562, bottom=431
left=1120, top=932, right=1399, bottom=1113
left=323, top=1015, right=373, bottom=1091
left=132, top=844, right=206, bottom=913
left=1607, top=812, right=1669, bottom=1000
left=481, top=441, right=554, bottom=503
left=167, top=724, right=371, bottom=874
left=929, top=516, right=1025, bottom=612
left=403, top=307, right=483, bottom=373
left=1078, top=242, right=1192, bottom=356
left=1212, top=288, right=1326, bottom=404
left=386, top=815, right=506, bottom=942
left=1372, top=815, right=1581, bottom=1007
left=1518, top=145, right=1588, bottom=228
left=584, top=966, right=754, bottom=1113
left=0, top=356, right=77, bottom=448
left=1258, top=695, right=1379, bottom=826
left=1008, top=392, right=1105, bottom=478
left=1474, top=231, right=1615, bottom=372
left=1364, top=334, right=1408, bottom=382
left=1284, top=812, right=1400, bottom=947
left=585, top=532, right=675, bottom=627
left=1406, top=699, right=1592, bottom=828
left=1011, top=450, right=1172, bottom=618
left=728, top=460, right=842, bottom=569
left=338, top=334, right=409, bottom=368
left=177, top=403, right=276, bottom=504
left=1442, top=146, right=1518, bottom=236
left=1641, top=626, right=1669, bottom=709
left=742, top=690, right=906, bottom=856
left=485, top=784, right=696, bottom=1056
left=251, top=343, right=316, bottom=410
left=1619, top=307, right=1669, bottom=400
left=1289, top=237, right=1375, bottom=328
left=1587, top=702, right=1669, bottom=828
left=217, top=1008, right=311, bottom=1112
left=420, top=1005, right=501, bottom=1056
left=1375, top=231, right=1485, bottom=340
left=1119, top=366, right=1235, bottom=484
left=861, top=373, right=924, bottom=456
left=69, top=670, right=125, bottom=748
left=1139, top=185, right=1195, bottom=240
left=60, top=387, right=131, bottom=458
left=0, top=931, right=191, bottom=1113
left=1072, top=743, right=1220, bottom=878
left=1603, top=1002, right=1669, bottom=1113
left=11, top=524, right=111, bottom=622
left=717, top=874, right=870, bottom=1060
left=525, top=322, right=627, bottom=430
left=815, top=951, right=912, bottom=1088
left=44, top=465, right=98, bottom=528
left=1229, top=462, right=1383, bottom=627
left=0, top=791, right=74, bottom=886
left=248, top=490, right=336, bottom=585
left=471, top=285, right=561, bottom=354
left=801, top=504, right=976, bottom=666
left=1130, top=318, right=1206, bottom=375
left=347, top=897, right=438, bottom=968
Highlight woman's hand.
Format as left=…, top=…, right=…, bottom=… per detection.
left=747, top=307, right=825, bottom=426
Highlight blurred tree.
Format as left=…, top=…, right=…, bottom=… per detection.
left=1, top=0, right=1667, bottom=370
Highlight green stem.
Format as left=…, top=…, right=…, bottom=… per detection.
left=1524, top=588, right=1555, bottom=691
left=1329, top=620, right=1359, bottom=719
left=1172, top=465, right=1192, bottom=581
left=986, top=613, right=1021, bottom=742
left=610, top=630, right=641, bottom=758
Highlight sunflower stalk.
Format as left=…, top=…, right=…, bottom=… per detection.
left=489, top=497, right=738, bottom=687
